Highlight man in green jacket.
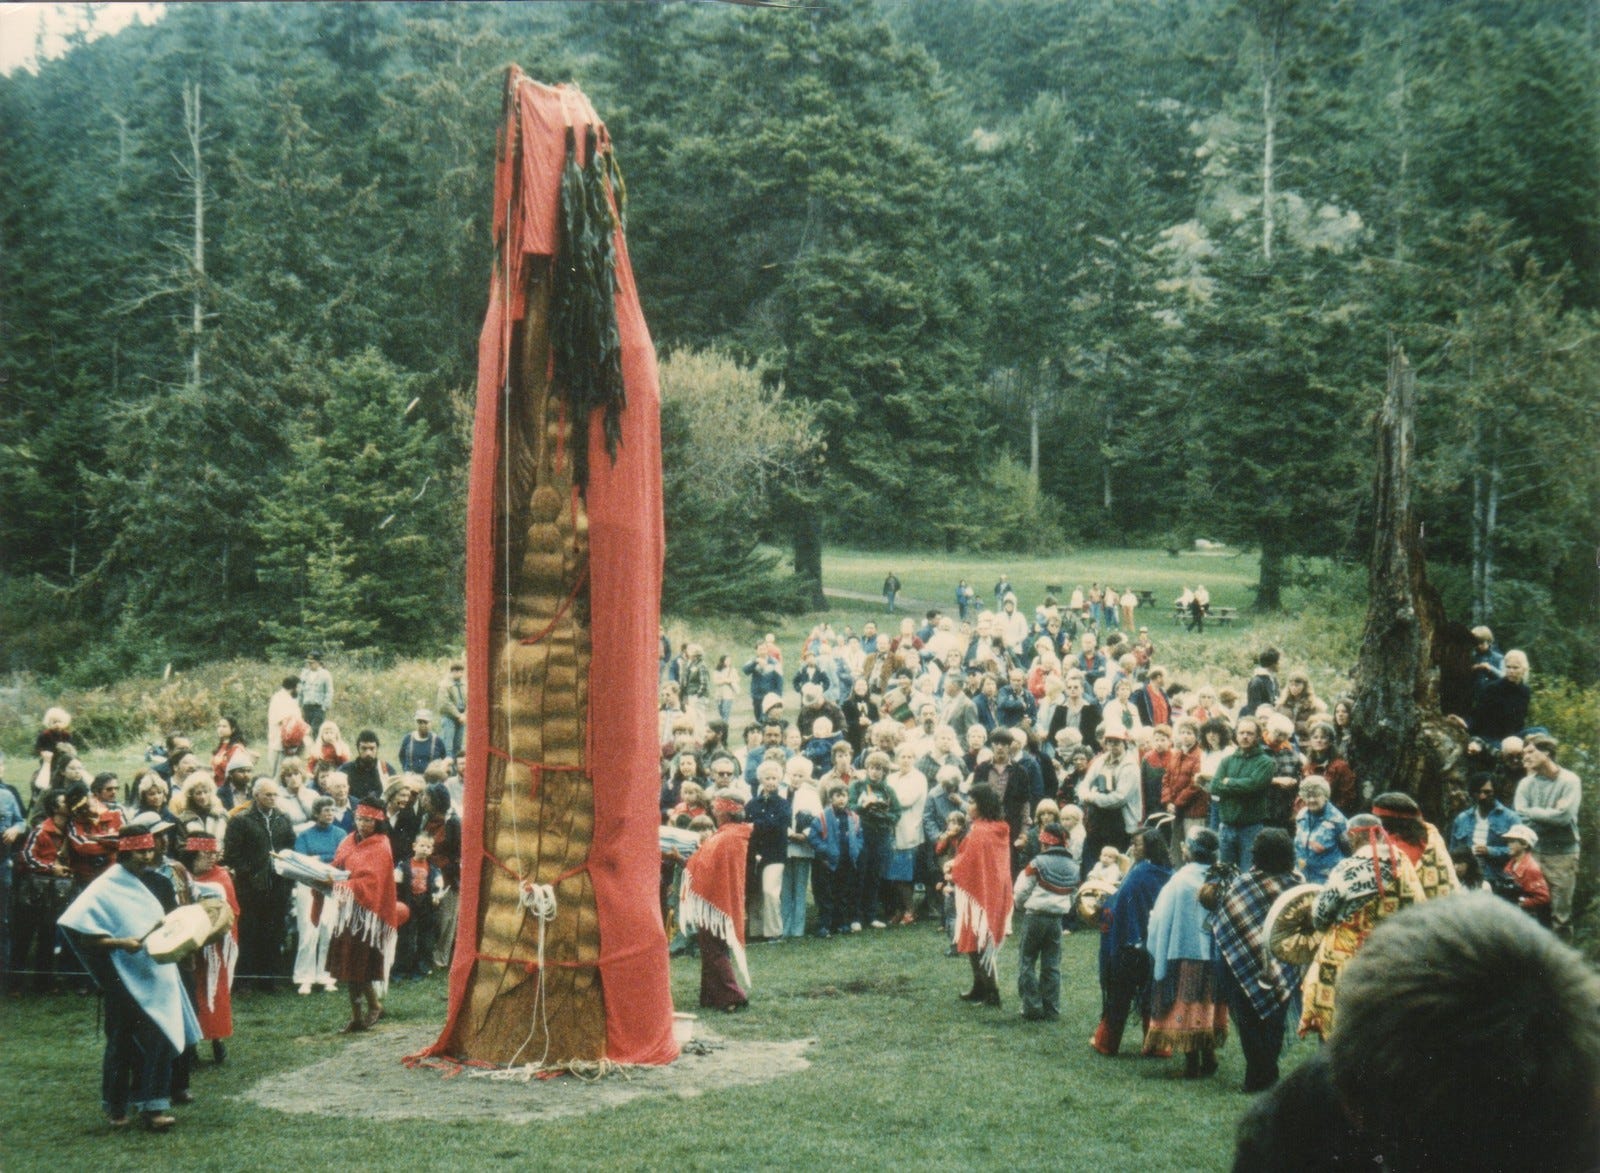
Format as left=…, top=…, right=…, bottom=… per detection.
left=1210, top=717, right=1275, bottom=870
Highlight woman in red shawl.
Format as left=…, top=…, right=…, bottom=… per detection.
left=679, top=797, right=753, bottom=1012
left=951, top=783, right=1014, bottom=1008
left=326, top=799, right=402, bottom=1033
left=186, top=836, right=238, bottom=1065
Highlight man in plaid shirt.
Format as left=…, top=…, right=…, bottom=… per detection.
left=1212, top=826, right=1302, bottom=1092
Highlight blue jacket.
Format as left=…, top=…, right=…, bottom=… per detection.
left=745, top=792, right=792, bottom=864
left=922, top=788, right=966, bottom=844
left=802, top=734, right=842, bottom=778
left=995, top=685, right=1038, bottom=728
left=743, top=658, right=784, bottom=709
left=1448, top=801, right=1518, bottom=872
left=815, top=806, right=862, bottom=869
left=1294, top=804, right=1349, bottom=885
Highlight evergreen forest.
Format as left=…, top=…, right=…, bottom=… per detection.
left=2, top=0, right=1597, bottom=685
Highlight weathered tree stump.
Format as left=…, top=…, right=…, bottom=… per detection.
left=1346, top=349, right=1470, bottom=819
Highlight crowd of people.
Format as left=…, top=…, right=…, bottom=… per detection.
left=655, top=595, right=1586, bottom=1100
left=0, top=655, right=466, bottom=1130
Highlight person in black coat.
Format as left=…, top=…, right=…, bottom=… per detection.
left=1469, top=649, right=1531, bottom=746
left=223, top=778, right=296, bottom=989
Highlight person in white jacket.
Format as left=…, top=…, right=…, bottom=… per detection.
left=265, top=676, right=305, bottom=782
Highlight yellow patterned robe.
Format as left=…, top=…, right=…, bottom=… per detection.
left=1298, top=826, right=1456, bottom=1040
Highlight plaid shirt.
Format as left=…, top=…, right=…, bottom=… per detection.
left=1212, top=869, right=1300, bottom=1019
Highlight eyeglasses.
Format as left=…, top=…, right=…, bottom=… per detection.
left=712, top=770, right=734, bottom=778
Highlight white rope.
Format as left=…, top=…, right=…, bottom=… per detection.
left=501, top=881, right=557, bottom=1072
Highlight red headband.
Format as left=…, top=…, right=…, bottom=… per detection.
left=711, top=797, right=742, bottom=817
left=1039, top=829, right=1065, bottom=847
left=119, top=832, right=156, bottom=852
left=356, top=802, right=387, bottom=820
left=1371, top=804, right=1420, bottom=822
left=186, top=836, right=218, bottom=854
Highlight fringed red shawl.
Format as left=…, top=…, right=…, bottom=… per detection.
left=329, top=831, right=400, bottom=974
left=951, top=819, right=1014, bottom=977
left=681, top=822, right=753, bottom=987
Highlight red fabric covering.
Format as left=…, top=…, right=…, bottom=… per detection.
left=419, top=71, right=676, bottom=1067
left=951, top=818, right=1014, bottom=966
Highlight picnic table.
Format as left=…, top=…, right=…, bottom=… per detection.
left=1170, top=603, right=1238, bottom=627
left=1134, top=589, right=1158, bottom=609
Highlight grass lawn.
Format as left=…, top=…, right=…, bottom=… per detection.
left=822, top=546, right=1261, bottom=619
left=0, top=919, right=1298, bottom=1171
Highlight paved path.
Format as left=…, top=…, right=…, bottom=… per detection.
left=822, top=586, right=944, bottom=615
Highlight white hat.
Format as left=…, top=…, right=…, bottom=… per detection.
left=226, top=747, right=257, bottom=774
left=414, top=708, right=433, bottom=722
left=810, top=717, right=834, bottom=738
left=1102, top=727, right=1130, bottom=742
left=801, top=683, right=823, bottom=703
left=1503, top=824, right=1538, bottom=847
left=761, top=693, right=783, bottom=712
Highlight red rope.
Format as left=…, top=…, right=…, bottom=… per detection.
left=485, top=745, right=586, bottom=774
left=516, top=562, right=590, bottom=646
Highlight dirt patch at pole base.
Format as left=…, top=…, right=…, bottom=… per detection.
left=238, top=1023, right=813, bottom=1124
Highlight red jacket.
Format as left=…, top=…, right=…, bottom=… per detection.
left=1161, top=747, right=1207, bottom=818
left=21, top=821, right=68, bottom=876
left=1505, top=852, right=1549, bottom=909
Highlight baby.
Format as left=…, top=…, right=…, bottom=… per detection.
left=1084, top=845, right=1126, bottom=889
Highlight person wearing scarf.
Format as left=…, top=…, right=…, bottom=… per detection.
left=185, top=836, right=238, bottom=1066
left=1142, top=828, right=1229, bottom=1077
left=951, top=783, right=1014, bottom=1008
left=680, top=797, right=753, bottom=1011
left=1091, top=827, right=1174, bottom=1056
left=1298, top=793, right=1457, bottom=1041
left=326, top=800, right=401, bottom=1033
left=58, top=824, right=203, bottom=1131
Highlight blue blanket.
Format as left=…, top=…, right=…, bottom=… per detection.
left=59, top=864, right=202, bottom=1052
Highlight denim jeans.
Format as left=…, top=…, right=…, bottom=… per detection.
left=1219, top=822, right=1263, bottom=871
left=780, top=857, right=812, bottom=937
left=1017, top=911, right=1062, bottom=1018
left=102, top=981, right=175, bottom=1116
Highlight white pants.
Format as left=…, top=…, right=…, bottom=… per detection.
left=759, top=862, right=784, bottom=939
left=292, top=883, right=335, bottom=986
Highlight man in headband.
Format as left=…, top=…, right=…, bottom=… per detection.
left=58, top=823, right=203, bottom=1131
left=1011, top=820, right=1079, bottom=1022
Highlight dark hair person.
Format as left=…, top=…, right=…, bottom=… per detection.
left=1091, top=827, right=1174, bottom=1056
left=950, top=783, right=1012, bottom=1008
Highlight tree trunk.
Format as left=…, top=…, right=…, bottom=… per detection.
left=1347, top=349, right=1469, bottom=820
left=1101, top=394, right=1114, bottom=513
left=1253, top=538, right=1284, bottom=612
left=1027, top=400, right=1040, bottom=495
left=183, top=80, right=205, bottom=395
left=793, top=512, right=826, bottom=610
left=1261, top=62, right=1276, bottom=263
